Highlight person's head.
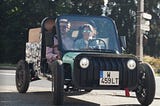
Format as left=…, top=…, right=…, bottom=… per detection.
left=59, top=19, right=71, bottom=35
left=81, top=24, right=94, bottom=40
left=44, top=19, right=54, bottom=32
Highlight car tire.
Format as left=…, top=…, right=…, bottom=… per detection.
left=16, top=60, right=30, bottom=93
left=135, top=63, right=155, bottom=106
left=51, top=60, right=64, bottom=105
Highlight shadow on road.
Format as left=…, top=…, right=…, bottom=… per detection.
left=0, top=91, right=99, bottom=106
left=0, top=91, right=142, bottom=106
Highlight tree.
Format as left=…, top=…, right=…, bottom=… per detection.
left=0, top=0, right=103, bottom=63
left=0, top=0, right=160, bottom=63
left=107, top=0, right=137, bottom=54
left=144, top=0, right=160, bottom=57
left=0, top=0, right=51, bottom=63
left=106, top=0, right=160, bottom=57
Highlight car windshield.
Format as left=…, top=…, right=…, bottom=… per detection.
left=57, top=15, right=121, bottom=53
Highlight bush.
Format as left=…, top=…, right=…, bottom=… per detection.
left=143, top=55, right=160, bottom=73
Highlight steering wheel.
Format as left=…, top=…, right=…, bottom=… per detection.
left=88, top=38, right=107, bottom=49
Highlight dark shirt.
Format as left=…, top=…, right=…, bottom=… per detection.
left=45, top=32, right=54, bottom=47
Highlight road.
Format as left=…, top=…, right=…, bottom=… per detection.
left=0, top=69, right=160, bottom=106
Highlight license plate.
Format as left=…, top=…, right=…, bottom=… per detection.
left=99, top=71, right=119, bottom=85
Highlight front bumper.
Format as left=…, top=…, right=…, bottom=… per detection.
left=73, top=53, right=139, bottom=90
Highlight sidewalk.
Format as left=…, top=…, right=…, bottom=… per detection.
left=0, top=66, right=16, bottom=70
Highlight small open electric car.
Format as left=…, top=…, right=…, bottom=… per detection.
left=16, top=15, right=155, bottom=105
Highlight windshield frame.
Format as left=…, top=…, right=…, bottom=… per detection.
left=55, top=15, right=122, bottom=54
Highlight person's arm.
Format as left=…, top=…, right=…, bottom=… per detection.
left=53, top=37, right=61, bottom=58
left=46, top=47, right=58, bottom=63
left=74, top=39, right=81, bottom=50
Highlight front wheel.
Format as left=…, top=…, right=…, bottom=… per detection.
left=50, top=60, right=64, bottom=105
left=16, top=60, right=30, bottom=93
left=135, top=63, right=156, bottom=105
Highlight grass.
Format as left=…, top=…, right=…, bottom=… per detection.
left=143, top=55, right=160, bottom=74
left=0, top=63, right=16, bottom=67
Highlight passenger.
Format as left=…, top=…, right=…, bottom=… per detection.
left=60, top=19, right=74, bottom=50
left=44, top=18, right=60, bottom=63
left=74, top=24, right=95, bottom=49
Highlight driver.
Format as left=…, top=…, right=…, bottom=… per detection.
left=60, top=19, right=74, bottom=50
left=74, top=24, right=95, bottom=49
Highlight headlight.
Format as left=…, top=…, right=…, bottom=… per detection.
left=127, top=59, right=136, bottom=70
left=80, top=58, right=89, bottom=69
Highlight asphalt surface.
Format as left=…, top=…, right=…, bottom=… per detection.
left=0, top=69, right=160, bottom=106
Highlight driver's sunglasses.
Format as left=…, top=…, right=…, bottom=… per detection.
left=83, top=30, right=91, bottom=33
